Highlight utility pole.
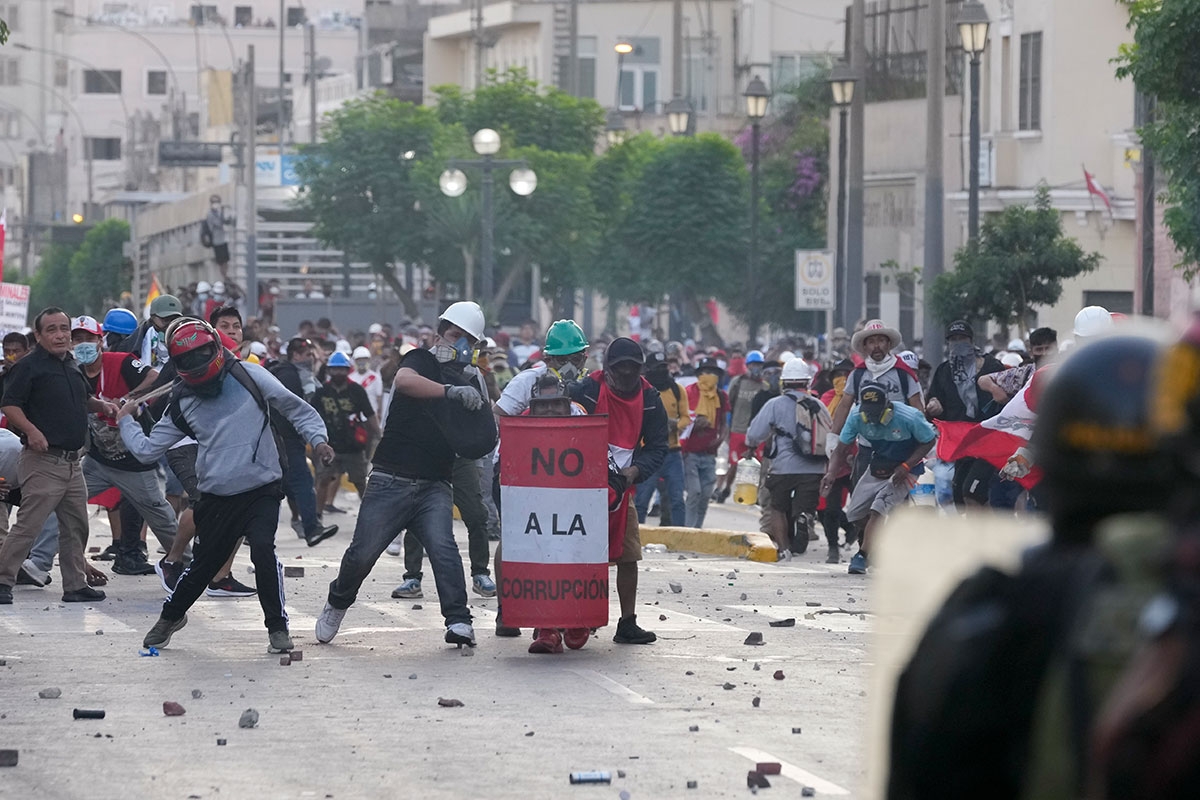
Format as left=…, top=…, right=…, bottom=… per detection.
left=1141, top=93, right=1156, bottom=317
left=846, top=0, right=867, bottom=328
left=278, top=0, right=286, bottom=146
left=922, top=0, right=946, bottom=359
left=474, top=0, right=485, bottom=89
left=308, top=22, right=318, bottom=143
left=247, top=45, right=259, bottom=319
left=672, top=0, right=683, bottom=97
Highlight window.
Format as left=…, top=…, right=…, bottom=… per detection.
left=54, top=58, right=68, bottom=88
left=619, top=67, right=659, bottom=111
left=556, top=37, right=596, bottom=99
left=0, top=110, right=19, bottom=139
left=0, top=57, right=19, bottom=86
left=147, top=70, right=167, bottom=96
left=1083, top=291, right=1133, bottom=315
left=3, top=4, right=18, bottom=32
left=286, top=6, right=306, bottom=26
left=865, top=274, right=882, bottom=322
left=84, top=69, right=122, bottom=94
left=189, top=4, right=218, bottom=25
left=1018, top=32, right=1042, bottom=131
left=234, top=5, right=252, bottom=26
left=84, top=137, right=122, bottom=160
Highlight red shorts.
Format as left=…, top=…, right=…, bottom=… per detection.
left=728, top=432, right=749, bottom=465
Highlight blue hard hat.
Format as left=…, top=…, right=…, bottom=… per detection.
left=745, top=350, right=765, bottom=364
left=103, top=308, right=138, bottom=335
left=327, top=351, right=353, bottom=369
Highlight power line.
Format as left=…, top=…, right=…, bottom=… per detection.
left=762, top=0, right=845, bottom=23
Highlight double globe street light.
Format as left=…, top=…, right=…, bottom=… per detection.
left=439, top=128, right=537, bottom=307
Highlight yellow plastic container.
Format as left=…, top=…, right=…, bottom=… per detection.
left=733, top=457, right=762, bottom=505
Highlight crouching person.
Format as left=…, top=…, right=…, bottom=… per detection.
left=117, top=319, right=335, bottom=654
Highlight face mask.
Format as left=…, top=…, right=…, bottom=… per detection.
left=766, top=371, right=781, bottom=392
left=331, top=374, right=348, bottom=386
left=73, top=342, right=101, bottom=365
left=356, top=362, right=368, bottom=374
left=553, top=362, right=583, bottom=383
left=698, top=373, right=719, bottom=391
left=433, top=336, right=472, bottom=365
left=606, top=368, right=642, bottom=397
left=4, top=352, right=18, bottom=363
left=747, top=364, right=763, bottom=379
left=646, top=367, right=672, bottom=391
left=198, top=292, right=209, bottom=301
left=950, top=341, right=974, bottom=360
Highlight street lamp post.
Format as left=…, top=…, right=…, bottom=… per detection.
left=604, top=108, right=627, bottom=146
left=439, top=128, right=537, bottom=311
left=743, top=75, right=770, bottom=345
left=957, top=1, right=990, bottom=242
left=665, top=96, right=693, bottom=136
left=614, top=41, right=633, bottom=107
left=828, top=62, right=858, bottom=331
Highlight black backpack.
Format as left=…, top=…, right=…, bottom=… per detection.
left=887, top=545, right=1107, bottom=800
left=166, top=356, right=288, bottom=471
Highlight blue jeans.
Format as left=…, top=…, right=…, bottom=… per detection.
left=281, top=437, right=321, bottom=535
left=327, top=471, right=471, bottom=626
left=27, top=513, right=60, bottom=573
left=684, top=452, right=718, bottom=529
left=635, top=449, right=686, bottom=526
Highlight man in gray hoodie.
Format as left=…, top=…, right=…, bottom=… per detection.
left=116, top=319, right=334, bottom=655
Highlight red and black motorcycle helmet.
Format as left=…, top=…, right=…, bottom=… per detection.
left=167, top=318, right=226, bottom=386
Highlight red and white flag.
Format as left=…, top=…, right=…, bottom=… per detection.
left=1083, top=165, right=1113, bottom=218
left=0, top=209, right=7, bottom=283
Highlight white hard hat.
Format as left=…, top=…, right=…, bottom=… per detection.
left=781, top=357, right=817, bottom=384
left=898, top=350, right=919, bottom=371
left=212, top=281, right=225, bottom=295
left=352, top=346, right=371, bottom=360
left=335, top=339, right=352, bottom=354
left=1000, top=352, right=1023, bottom=368
left=249, top=341, right=268, bottom=357
left=1073, top=306, right=1113, bottom=338
left=1007, top=338, right=1026, bottom=352
left=438, top=301, right=485, bottom=341
left=368, top=323, right=384, bottom=335
left=196, top=280, right=211, bottom=294
left=777, top=350, right=796, bottom=364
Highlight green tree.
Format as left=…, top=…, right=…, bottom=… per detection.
left=433, top=68, right=605, bottom=156
left=68, top=219, right=131, bottom=315
left=930, top=186, right=1102, bottom=333
left=622, top=134, right=749, bottom=343
left=28, top=244, right=80, bottom=316
left=294, top=94, right=449, bottom=317
left=1116, top=0, right=1200, bottom=277
left=589, top=134, right=664, bottom=307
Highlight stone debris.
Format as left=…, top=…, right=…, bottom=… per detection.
left=73, top=709, right=105, bottom=719
left=408, top=674, right=418, bottom=680
left=668, top=581, right=683, bottom=593
left=95, top=630, right=103, bottom=635
left=0, top=749, right=17, bottom=767
left=727, top=572, right=736, bottom=580
left=162, top=701, right=186, bottom=717
left=238, top=708, right=259, bottom=729
left=743, top=632, right=765, bottom=646
left=191, top=690, right=203, bottom=699
left=776, top=589, right=784, bottom=595
left=383, top=674, right=392, bottom=679
left=805, top=601, right=821, bottom=607
left=753, top=663, right=761, bottom=671
left=756, top=762, right=781, bottom=775
left=290, top=650, right=303, bottom=662
left=617, top=771, right=626, bottom=778
left=747, top=771, right=771, bottom=789
left=658, top=614, right=667, bottom=621
left=801, top=787, right=816, bottom=797
left=722, top=682, right=736, bottom=690
left=279, top=656, right=291, bottom=666
left=38, top=687, right=62, bottom=699
left=752, top=697, right=761, bottom=708
left=769, top=618, right=796, bottom=628
left=437, top=697, right=464, bottom=708
left=792, top=727, right=802, bottom=734
left=773, top=670, right=786, bottom=680
left=216, top=739, right=227, bottom=746
left=740, top=593, right=748, bottom=601
left=686, top=780, right=698, bottom=789
left=412, top=604, right=423, bottom=610
left=283, top=566, right=304, bottom=578
left=688, top=725, right=699, bottom=732
left=524, top=731, right=534, bottom=737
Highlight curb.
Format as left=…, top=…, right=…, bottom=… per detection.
left=640, top=525, right=780, bottom=563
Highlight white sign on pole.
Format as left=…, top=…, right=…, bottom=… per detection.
left=0, top=282, right=30, bottom=332
left=794, top=250, right=835, bottom=310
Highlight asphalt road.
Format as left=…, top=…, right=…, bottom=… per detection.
left=0, top=493, right=871, bottom=799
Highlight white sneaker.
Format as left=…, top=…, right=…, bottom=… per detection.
left=19, top=559, right=51, bottom=587
left=315, top=602, right=347, bottom=643
left=385, top=536, right=403, bottom=557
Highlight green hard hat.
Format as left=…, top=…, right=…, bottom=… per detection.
left=543, top=319, right=588, bottom=356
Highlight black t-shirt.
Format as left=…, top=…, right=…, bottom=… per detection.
left=372, top=349, right=458, bottom=481
left=0, top=345, right=92, bottom=451
left=751, top=388, right=779, bottom=420
left=312, top=381, right=375, bottom=453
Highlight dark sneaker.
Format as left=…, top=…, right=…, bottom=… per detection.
left=17, top=559, right=51, bottom=587
left=155, top=559, right=185, bottom=593
left=495, top=612, right=521, bottom=638
left=848, top=551, right=868, bottom=575
left=205, top=575, right=257, bottom=598
left=391, top=578, right=422, bottom=599
left=113, top=555, right=157, bottom=576
left=304, top=524, right=339, bottom=547
left=94, top=543, right=119, bottom=561
left=0, top=584, right=12, bottom=604
left=613, top=614, right=657, bottom=645
left=826, top=546, right=841, bottom=565
left=62, top=586, right=106, bottom=603
left=144, top=614, right=187, bottom=648
left=445, top=622, right=476, bottom=647
left=267, top=630, right=294, bottom=653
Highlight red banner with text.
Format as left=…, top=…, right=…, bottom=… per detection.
left=499, top=415, right=610, bottom=629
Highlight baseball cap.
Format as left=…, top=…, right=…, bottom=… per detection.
left=859, top=382, right=888, bottom=407
left=605, top=337, right=645, bottom=367
left=644, top=352, right=668, bottom=370
left=150, top=294, right=184, bottom=319
left=946, top=319, right=973, bottom=339
left=249, top=341, right=268, bottom=358
left=71, top=315, right=103, bottom=335
left=695, top=357, right=724, bottom=375
left=368, top=323, right=384, bottom=335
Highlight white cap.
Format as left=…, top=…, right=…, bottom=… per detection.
left=352, top=346, right=371, bottom=360
left=335, top=339, right=352, bottom=354
left=249, top=341, right=268, bottom=357
left=1073, top=306, right=1113, bottom=338
left=898, top=350, right=919, bottom=371
left=368, top=323, right=383, bottom=335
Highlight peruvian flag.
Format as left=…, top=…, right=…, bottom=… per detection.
left=1083, top=165, right=1113, bottom=217
left=0, top=208, right=6, bottom=283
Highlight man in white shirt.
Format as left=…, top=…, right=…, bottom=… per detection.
left=349, top=346, right=385, bottom=419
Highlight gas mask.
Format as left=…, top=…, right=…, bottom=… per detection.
left=551, top=361, right=585, bottom=384
left=764, top=369, right=782, bottom=393
left=355, top=360, right=369, bottom=374
left=73, top=342, right=101, bottom=366
left=433, top=336, right=473, bottom=366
